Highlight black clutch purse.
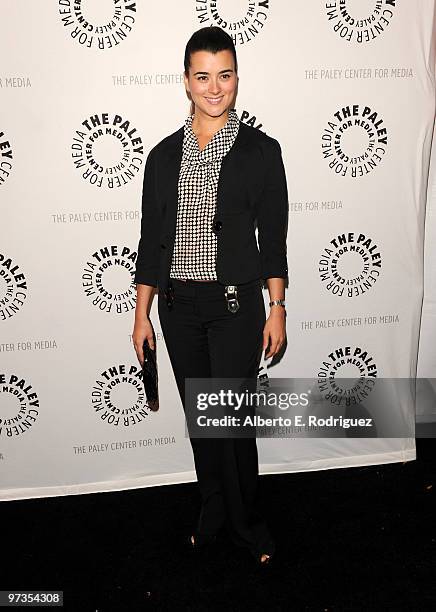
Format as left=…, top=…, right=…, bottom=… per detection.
left=142, top=328, right=159, bottom=412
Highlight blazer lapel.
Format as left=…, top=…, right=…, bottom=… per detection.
left=161, top=127, right=183, bottom=239
left=216, top=123, right=250, bottom=212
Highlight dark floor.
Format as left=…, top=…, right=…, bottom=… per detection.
left=2, top=439, right=435, bottom=612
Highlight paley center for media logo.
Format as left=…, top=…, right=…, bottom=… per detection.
left=0, top=252, right=28, bottom=321
left=325, top=0, right=397, bottom=44
left=321, top=104, right=388, bottom=178
left=71, top=112, right=144, bottom=188
left=195, top=0, right=270, bottom=44
left=91, top=363, right=151, bottom=427
left=82, top=245, right=137, bottom=314
left=0, top=372, right=40, bottom=438
left=319, top=232, right=382, bottom=298
left=58, top=0, right=137, bottom=50
left=318, top=345, right=378, bottom=407
left=0, top=129, right=13, bottom=186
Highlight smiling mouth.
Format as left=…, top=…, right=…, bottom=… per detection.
left=205, top=96, right=224, bottom=105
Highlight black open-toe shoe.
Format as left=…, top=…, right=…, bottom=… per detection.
left=258, top=552, right=273, bottom=566
left=250, top=540, right=276, bottom=567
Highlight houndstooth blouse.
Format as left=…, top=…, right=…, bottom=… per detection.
left=169, top=108, right=240, bottom=281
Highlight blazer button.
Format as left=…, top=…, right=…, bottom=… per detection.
left=160, top=244, right=166, bottom=249
left=212, top=220, right=223, bottom=233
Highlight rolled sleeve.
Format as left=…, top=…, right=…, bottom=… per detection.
left=257, top=137, right=289, bottom=283
left=134, top=147, right=160, bottom=287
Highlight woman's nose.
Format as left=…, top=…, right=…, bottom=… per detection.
left=208, top=79, right=221, bottom=94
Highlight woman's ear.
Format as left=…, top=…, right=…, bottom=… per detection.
left=184, top=72, right=193, bottom=108
left=183, top=72, right=190, bottom=95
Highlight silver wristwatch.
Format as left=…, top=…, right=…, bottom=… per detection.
left=269, top=299, right=286, bottom=308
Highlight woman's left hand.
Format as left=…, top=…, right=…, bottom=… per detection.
left=263, top=308, right=286, bottom=359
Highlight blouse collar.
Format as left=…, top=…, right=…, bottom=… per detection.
left=182, top=108, right=240, bottom=164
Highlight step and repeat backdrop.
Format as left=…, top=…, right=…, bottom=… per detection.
left=1, top=1, right=435, bottom=500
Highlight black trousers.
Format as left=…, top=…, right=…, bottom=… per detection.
left=157, top=277, right=275, bottom=559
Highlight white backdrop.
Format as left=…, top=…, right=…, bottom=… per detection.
left=1, top=0, right=435, bottom=501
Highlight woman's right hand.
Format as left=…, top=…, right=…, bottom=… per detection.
left=132, top=317, right=155, bottom=367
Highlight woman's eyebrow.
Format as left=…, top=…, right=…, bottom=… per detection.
left=193, top=68, right=234, bottom=76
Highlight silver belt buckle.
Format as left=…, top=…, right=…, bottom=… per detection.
left=224, top=285, right=239, bottom=313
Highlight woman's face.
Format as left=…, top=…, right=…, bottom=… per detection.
left=184, top=49, right=238, bottom=120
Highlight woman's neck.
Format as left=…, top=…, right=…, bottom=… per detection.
left=192, top=108, right=229, bottom=137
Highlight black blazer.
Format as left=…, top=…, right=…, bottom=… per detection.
left=134, top=120, right=289, bottom=290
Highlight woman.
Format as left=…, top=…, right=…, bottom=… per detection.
left=133, top=26, right=288, bottom=566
